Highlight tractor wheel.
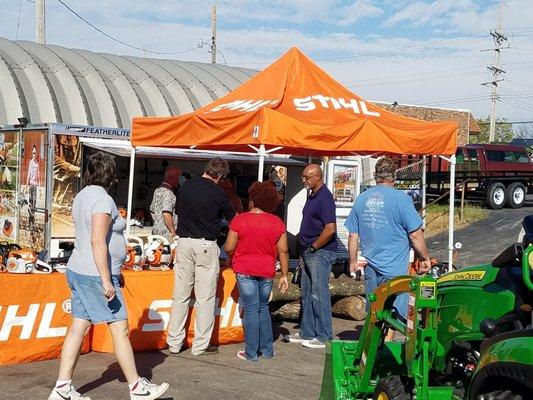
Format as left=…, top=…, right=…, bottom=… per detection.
left=477, top=389, right=523, bottom=400
left=486, top=182, right=506, bottom=210
left=373, top=376, right=411, bottom=400
left=506, top=182, right=526, bottom=209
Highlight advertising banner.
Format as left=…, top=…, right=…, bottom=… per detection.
left=0, top=273, right=91, bottom=365
left=332, top=163, right=357, bottom=208
left=19, top=130, right=48, bottom=250
left=51, top=134, right=82, bottom=239
left=91, top=268, right=243, bottom=352
left=0, top=131, right=20, bottom=243
left=0, top=268, right=243, bottom=364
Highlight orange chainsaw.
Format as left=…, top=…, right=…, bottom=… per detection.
left=144, top=235, right=174, bottom=271
left=123, top=235, right=145, bottom=271
left=6, top=249, right=53, bottom=274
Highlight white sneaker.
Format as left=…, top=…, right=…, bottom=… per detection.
left=130, top=377, right=169, bottom=400
left=302, top=338, right=326, bottom=349
left=288, top=332, right=307, bottom=343
left=48, top=384, right=91, bottom=400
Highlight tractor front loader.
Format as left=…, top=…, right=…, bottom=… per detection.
left=320, top=216, right=533, bottom=400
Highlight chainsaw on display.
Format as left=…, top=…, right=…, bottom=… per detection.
left=5, top=248, right=53, bottom=274
left=144, top=235, right=175, bottom=271
left=123, top=235, right=146, bottom=271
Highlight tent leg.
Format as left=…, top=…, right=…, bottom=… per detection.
left=448, top=155, right=456, bottom=271
left=422, top=155, right=427, bottom=229
left=126, top=147, right=136, bottom=236
left=257, top=144, right=266, bottom=182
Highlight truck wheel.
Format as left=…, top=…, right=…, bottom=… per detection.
left=486, top=183, right=506, bottom=210
left=477, top=389, right=523, bottom=399
left=374, top=376, right=411, bottom=400
left=506, top=182, right=526, bottom=209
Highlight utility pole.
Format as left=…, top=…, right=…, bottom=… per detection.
left=211, top=5, right=217, bottom=64
left=482, top=0, right=507, bottom=142
left=36, top=0, right=46, bottom=44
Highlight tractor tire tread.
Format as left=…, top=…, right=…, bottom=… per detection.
left=374, top=375, right=411, bottom=400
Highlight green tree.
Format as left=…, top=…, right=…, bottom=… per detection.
left=472, top=115, right=513, bottom=143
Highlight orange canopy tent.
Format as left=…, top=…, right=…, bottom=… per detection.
left=131, top=47, right=457, bottom=157
left=130, top=47, right=459, bottom=268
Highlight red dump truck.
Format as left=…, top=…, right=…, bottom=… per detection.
left=425, top=143, right=533, bottom=209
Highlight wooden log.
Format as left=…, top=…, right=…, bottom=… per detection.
left=331, top=295, right=366, bottom=321
left=271, top=273, right=364, bottom=302
left=272, top=300, right=300, bottom=320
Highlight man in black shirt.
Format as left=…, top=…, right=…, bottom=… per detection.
left=167, top=157, right=235, bottom=356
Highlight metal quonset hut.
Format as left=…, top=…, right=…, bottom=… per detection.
left=0, top=36, right=261, bottom=256
left=0, top=37, right=257, bottom=127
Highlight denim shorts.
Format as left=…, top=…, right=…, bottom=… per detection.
left=66, top=269, right=128, bottom=324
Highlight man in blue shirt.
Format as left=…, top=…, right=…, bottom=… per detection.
left=289, top=164, right=337, bottom=349
left=345, top=157, right=431, bottom=320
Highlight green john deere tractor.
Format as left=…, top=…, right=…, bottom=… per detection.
left=320, top=216, right=533, bottom=400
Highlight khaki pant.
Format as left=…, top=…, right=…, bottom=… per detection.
left=167, top=237, right=220, bottom=355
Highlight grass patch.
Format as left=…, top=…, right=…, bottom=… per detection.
left=424, top=203, right=488, bottom=237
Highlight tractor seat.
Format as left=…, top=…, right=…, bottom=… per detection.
left=480, top=328, right=533, bottom=354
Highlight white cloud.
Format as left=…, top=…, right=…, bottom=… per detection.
left=0, top=0, right=532, bottom=121
left=336, top=0, right=384, bottom=27
left=384, top=0, right=475, bottom=28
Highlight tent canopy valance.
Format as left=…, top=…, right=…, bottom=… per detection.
left=131, top=48, right=458, bottom=156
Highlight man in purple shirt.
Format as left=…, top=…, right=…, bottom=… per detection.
left=289, top=164, right=337, bottom=349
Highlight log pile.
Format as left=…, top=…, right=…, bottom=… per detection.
left=270, top=270, right=367, bottom=321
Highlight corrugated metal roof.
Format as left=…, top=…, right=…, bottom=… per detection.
left=0, top=37, right=257, bottom=128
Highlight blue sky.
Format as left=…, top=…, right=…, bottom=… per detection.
left=1, top=0, right=532, bottom=124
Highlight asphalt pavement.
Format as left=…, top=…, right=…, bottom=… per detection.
left=1, top=318, right=358, bottom=400
left=427, top=197, right=533, bottom=268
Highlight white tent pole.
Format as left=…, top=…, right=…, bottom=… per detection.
left=257, top=144, right=266, bottom=182
left=422, top=155, right=427, bottom=229
left=126, top=147, right=136, bottom=236
left=448, top=154, right=456, bottom=271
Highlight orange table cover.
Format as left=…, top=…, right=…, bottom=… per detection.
left=0, top=272, right=91, bottom=365
left=91, top=269, right=243, bottom=353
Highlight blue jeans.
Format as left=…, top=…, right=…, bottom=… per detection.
left=300, top=249, right=336, bottom=343
left=364, top=266, right=408, bottom=317
left=236, top=274, right=274, bottom=360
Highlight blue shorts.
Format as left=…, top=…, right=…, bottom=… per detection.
left=66, top=269, right=128, bottom=324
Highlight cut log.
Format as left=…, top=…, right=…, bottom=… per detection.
left=272, top=300, right=300, bottom=320
left=271, top=273, right=364, bottom=302
left=332, top=295, right=366, bottom=321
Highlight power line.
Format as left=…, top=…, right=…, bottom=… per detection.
left=56, top=0, right=202, bottom=56
left=347, top=70, right=486, bottom=88
left=501, top=99, right=533, bottom=113
left=234, top=35, right=489, bottom=66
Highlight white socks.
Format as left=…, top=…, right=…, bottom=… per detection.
left=129, top=377, right=142, bottom=391
left=55, top=379, right=72, bottom=388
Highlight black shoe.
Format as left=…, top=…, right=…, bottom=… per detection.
left=197, top=345, right=219, bottom=355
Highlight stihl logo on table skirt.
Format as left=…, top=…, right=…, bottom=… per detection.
left=0, top=300, right=70, bottom=341
left=142, top=297, right=242, bottom=332
left=0, top=297, right=242, bottom=340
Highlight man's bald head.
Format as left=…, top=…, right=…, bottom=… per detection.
left=302, top=164, right=324, bottom=192
left=303, top=164, right=323, bottom=178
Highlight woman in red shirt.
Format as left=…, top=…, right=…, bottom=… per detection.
left=225, top=181, right=289, bottom=361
